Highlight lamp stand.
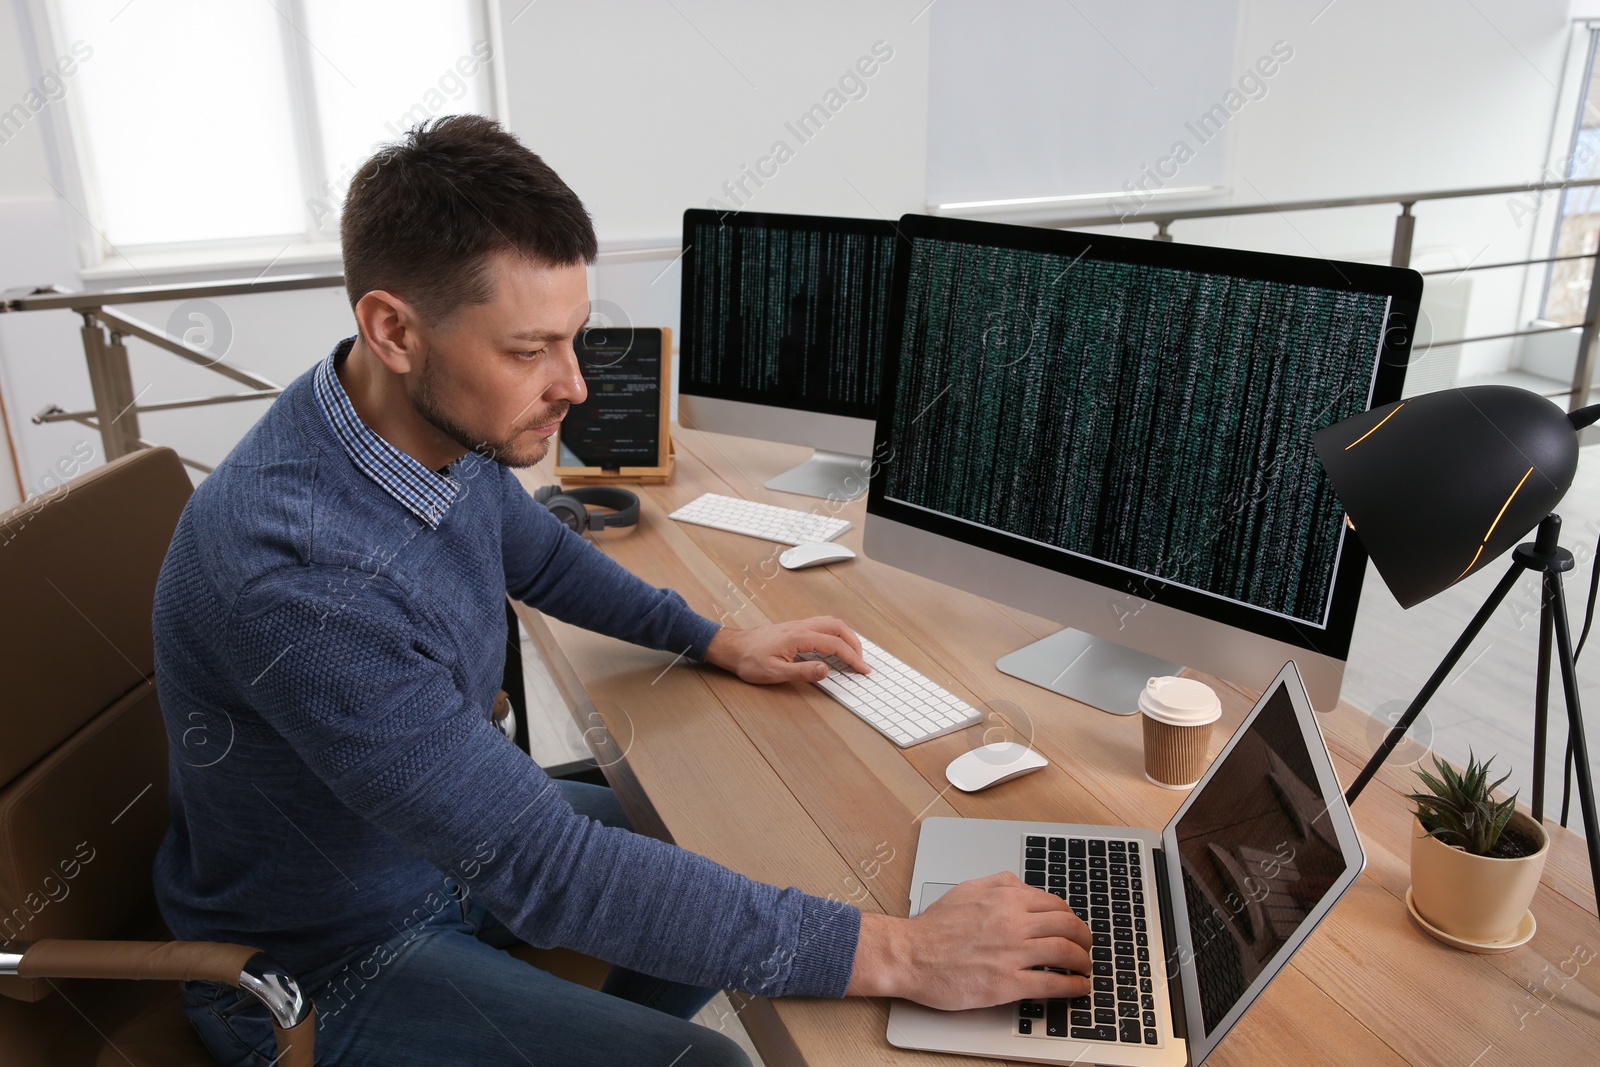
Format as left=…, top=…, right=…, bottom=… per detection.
left=1345, top=513, right=1600, bottom=923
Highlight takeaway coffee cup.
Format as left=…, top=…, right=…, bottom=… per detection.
left=1139, top=676, right=1222, bottom=789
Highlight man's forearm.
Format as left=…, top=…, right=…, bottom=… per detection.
left=844, top=910, right=911, bottom=998
left=702, top=625, right=735, bottom=673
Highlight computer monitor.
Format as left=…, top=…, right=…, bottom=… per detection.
left=864, top=214, right=1421, bottom=713
left=678, top=208, right=898, bottom=499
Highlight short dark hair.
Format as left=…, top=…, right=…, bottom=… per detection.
left=340, top=115, right=597, bottom=324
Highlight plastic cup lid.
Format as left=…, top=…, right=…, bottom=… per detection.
left=1139, top=676, right=1222, bottom=726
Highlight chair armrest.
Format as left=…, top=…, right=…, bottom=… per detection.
left=6, top=938, right=257, bottom=983
left=2, top=939, right=315, bottom=1067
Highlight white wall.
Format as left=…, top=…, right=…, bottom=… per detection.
left=0, top=0, right=1582, bottom=500
left=507, top=2, right=927, bottom=244
left=1175, top=0, right=1574, bottom=383
left=558, top=0, right=1576, bottom=384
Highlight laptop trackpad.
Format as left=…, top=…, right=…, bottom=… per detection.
left=917, top=882, right=959, bottom=915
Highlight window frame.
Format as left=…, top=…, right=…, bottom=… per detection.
left=1539, top=21, right=1600, bottom=324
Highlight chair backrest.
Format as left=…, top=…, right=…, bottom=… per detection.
left=0, top=447, right=192, bottom=1002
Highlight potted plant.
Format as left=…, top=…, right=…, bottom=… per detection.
left=1407, top=751, right=1548, bottom=946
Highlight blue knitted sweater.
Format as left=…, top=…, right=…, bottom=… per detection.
left=150, top=357, right=860, bottom=997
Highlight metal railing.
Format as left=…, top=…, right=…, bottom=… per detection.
left=1035, top=176, right=1600, bottom=414
left=7, top=175, right=1600, bottom=469
left=2, top=274, right=342, bottom=472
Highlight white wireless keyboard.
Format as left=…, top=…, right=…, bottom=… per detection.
left=668, top=492, right=851, bottom=546
left=800, top=635, right=982, bottom=747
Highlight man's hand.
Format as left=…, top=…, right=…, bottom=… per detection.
left=846, top=872, right=1093, bottom=1009
left=704, top=616, right=871, bottom=684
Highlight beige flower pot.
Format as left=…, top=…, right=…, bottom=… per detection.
left=1409, top=811, right=1548, bottom=943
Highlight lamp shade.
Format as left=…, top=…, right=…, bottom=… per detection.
left=1312, top=386, right=1578, bottom=609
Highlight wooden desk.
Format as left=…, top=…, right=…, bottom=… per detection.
left=512, top=428, right=1600, bottom=1067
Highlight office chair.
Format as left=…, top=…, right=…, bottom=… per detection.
left=0, top=447, right=314, bottom=1066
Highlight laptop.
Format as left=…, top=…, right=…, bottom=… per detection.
left=887, top=661, right=1365, bottom=1066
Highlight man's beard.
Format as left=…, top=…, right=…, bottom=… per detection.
left=413, top=350, right=569, bottom=469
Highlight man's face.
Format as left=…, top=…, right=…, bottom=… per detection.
left=411, top=250, right=589, bottom=468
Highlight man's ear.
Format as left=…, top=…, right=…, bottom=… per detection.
left=353, top=290, right=425, bottom=375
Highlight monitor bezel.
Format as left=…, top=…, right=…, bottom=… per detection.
left=865, top=212, right=1421, bottom=659
left=1159, top=660, right=1368, bottom=1066
left=678, top=207, right=900, bottom=422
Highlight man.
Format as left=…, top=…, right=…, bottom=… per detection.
left=153, top=115, right=1091, bottom=1067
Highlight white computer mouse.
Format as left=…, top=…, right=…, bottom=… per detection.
left=779, top=542, right=858, bottom=570
left=945, top=743, right=1049, bottom=792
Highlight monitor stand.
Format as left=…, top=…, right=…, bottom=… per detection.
left=764, top=450, right=872, bottom=501
left=996, top=628, right=1183, bottom=716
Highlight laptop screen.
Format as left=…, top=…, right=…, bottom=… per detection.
left=1170, top=678, right=1355, bottom=1038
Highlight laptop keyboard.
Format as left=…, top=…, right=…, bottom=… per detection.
left=1016, top=835, right=1159, bottom=1046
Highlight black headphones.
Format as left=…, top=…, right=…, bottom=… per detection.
left=534, top=485, right=640, bottom=534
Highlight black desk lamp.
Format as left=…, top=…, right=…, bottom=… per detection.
left=1313, top=385, right=1600, bottom=922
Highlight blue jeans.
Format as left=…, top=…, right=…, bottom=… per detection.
left=182, top=781, right=750, bottom=1066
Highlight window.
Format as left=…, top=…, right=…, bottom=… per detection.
left=41, top=0, right=495, bottom=263
left=926, top=0, right=1242, bottom=215
left=1543, top=25, right=1600, bottom=325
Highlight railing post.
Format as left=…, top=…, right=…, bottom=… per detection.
left=1568, top=235, right=1600, bottom=433
left=104, top=329, right=142, bottom=455
left=1391, top=203, right=1416, bottom=268
left=78, top=311, right=131, bottom=461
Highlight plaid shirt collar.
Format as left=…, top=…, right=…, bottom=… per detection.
left=312, top=337, right=460, bottom=530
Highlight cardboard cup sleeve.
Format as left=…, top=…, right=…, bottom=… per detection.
left=1142, top=714, right=1214, bottom=789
